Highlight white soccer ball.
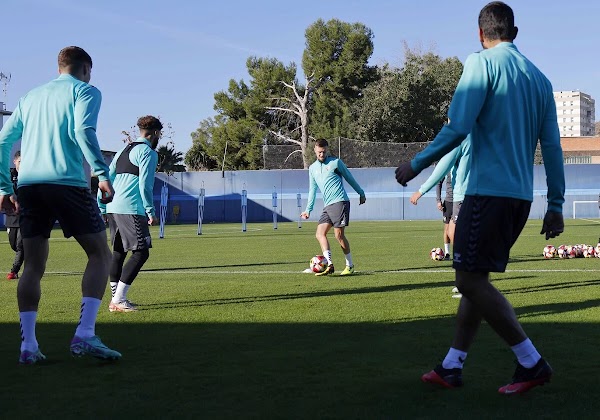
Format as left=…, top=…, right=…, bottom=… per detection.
left=310, top=255, right=328, bottom=273
left=567, top=245, right=577, bottom=259
left=595, top=243, right=600, bottom=258
left=543, top=245, right=556, bottom=259
left=557, top=245, right=567, bottom=259
left=584, top=245, right=596, bottom=258
left=430, top=247, right=445, bottom=261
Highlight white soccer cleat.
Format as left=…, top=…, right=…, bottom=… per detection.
left=109, top=300, right=137, bottom=312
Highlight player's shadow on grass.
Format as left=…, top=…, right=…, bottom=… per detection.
left=138, top=281, right=460, bottom=311
left=2, top=304, right=600, bottom=419
left=503, top=278, right=600, bottom=295
left=142, top=260, right=307, bottom=271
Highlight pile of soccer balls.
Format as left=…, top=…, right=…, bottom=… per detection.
left=543, top=244, right=600, bottom=259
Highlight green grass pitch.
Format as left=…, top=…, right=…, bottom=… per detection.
left=1, top=219, right=599, bottom=418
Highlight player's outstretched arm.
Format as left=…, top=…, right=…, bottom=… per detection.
left=410, top=191, right=422, bottom=205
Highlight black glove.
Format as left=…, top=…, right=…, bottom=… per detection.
left=395, top=162, right=417, bottom=187
left=540, top=211, right=564, bottom=240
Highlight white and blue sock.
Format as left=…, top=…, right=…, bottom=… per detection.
left=113, top=281, right=131, bottom=303
left=19, top=311, right=39, bottom=352
left=323, top=250, right=333, bottom=265
left=75, top=297, right=101, bottom=338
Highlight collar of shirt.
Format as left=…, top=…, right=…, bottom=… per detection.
left=135, top=137, right=153, bottom=148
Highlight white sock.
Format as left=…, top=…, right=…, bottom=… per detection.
left=75, top=297, right=101, bottom=338
left=112, top=281, right=131, bottom=303
left=323, top=250, right=333, bottom=265
left=442, top=347, right=467, bottom=369
left=19, top=311, right=39, bottom=352
left=511, top=338, right=541, bottom=368
left=345, top=252, right=353, bottom=267
left=444, top=243, right=451, bottom=254
left=110, top=282, right=118, bottom=298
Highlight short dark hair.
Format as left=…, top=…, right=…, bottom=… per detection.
left=13, top=150, right=20, bottom=160
left=478, top=2, right=516, bottom=41
left=58, top=46, right=93, bottom=73
left=315, top=139, right=329, bottom=148
left=137, top=115, right=163, bottom=131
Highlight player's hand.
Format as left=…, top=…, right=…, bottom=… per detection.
left=98, top=180, right=114, bottom=204
left=148, top=215, right=158, bottom=225
left=359, top=195, right=366, bottom=205
left=300, top=212, right=310, bottom=220
left=540, top=211, right=564, bottom=240
left=395, top=162, right=417, bottom=187
left=0, top=193, right=18, bottom=215
left=410, top=191, right=422, bottom=205
left=102, top=214, right=108, bottom=225
left=437, top=202, right=443, bottom=211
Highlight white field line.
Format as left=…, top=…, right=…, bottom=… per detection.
left=44, top=268, right=600, bottom=276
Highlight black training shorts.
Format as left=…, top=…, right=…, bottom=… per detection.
left=442, top=200, right=453, bottom=224
left=18, top=184, right=105, bottom=239
left=452, top=195, right=530, bottom=273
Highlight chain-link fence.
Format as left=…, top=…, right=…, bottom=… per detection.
left=262, top=137, right=555, bottom=169
left=263, top=137, right=431, bottom=169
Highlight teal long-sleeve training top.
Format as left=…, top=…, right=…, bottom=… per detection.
left=304, top=156, right=365, bottom=215
left=0, top=74, right=109, bottom=195
left=411, top=42, right=565, bottom=212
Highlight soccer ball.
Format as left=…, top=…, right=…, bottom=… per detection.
left=584, top=245, right=596, bottom=258
left=310, top=255, right=328, bottom=273
left=595, top=243, right=600, bottom=258
left=542, top=245, right=556, bottom=259
left=430, top=247, right=445, bottom=261
left=567, top=245, right=577, bottom=259
left=557, top=245, right=567, bottom=259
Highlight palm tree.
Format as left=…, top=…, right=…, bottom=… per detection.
left=157, top=144, right=186, bottom=174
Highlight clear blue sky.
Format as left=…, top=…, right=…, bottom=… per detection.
left=2, top=0, right=598, bottom=154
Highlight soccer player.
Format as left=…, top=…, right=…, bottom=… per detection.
left=5, top=151, right=23, bottom=280
left=411, top=138, right=472, bottom=298
left=100, top=115, right=161, bottom=312
left=436, top=176, right=453, bottom=260
left=0, top=46, right=121, bottom=363
left=412, top=171, right=454, bottom=260
left=301, top=139, right=366, bottom=276
left=395, top=2, right=565, bottom=394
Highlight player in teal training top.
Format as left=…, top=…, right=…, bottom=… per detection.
left=411, top=137, right=472, bottom=251
left=395, top=2, right=565, bottom=394
left=0, top=46, right=121, bottom=364
left=99, top=115, right=161, bottom=313
left=301, top=139, right=366, bottom=276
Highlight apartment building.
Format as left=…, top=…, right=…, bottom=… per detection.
left=554, top=91, right=595, bottom=137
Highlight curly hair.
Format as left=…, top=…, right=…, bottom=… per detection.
left=137, top=115, right=163, bottom=131
left=58, top=46, right=92, bottom=72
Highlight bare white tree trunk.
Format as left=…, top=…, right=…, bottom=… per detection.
left=266, top=74, right=315, bottom=169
